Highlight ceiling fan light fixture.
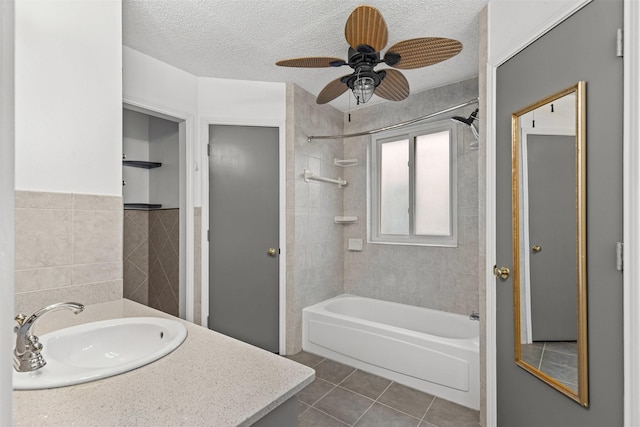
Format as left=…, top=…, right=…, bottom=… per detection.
left=276, top=6, right=462, bottom=106
left=352, top=76, right=376, bottom=104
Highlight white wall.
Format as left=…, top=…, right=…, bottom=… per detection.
left=123, top=46, right=287, bottom=208
left=123, top=46, right=198, bottom=118
left=197, top=77, right=286, bottom=123
left=123, top=109, right=150, bottom=204
left=15, top=0, right=122, bottom=196
left=149, top=116, right=180, bottom=209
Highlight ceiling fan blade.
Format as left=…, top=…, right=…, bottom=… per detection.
left=276, top=57, right=346, bottom=68
left=387, top=37, right=463, bottom=69
left=375, top=69, right=409, bottom=101
left=344, top=5, right=388, bottom=52
left=317, top=76, right=350, bottom=104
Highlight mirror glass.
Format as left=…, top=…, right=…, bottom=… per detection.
left=511, top=82, right=588, bottom=406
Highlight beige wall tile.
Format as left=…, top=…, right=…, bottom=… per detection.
left=15, top=190, right=72, bottom=209
left=15, top=208, right=72, bottom=269
left=73, top=210, right=123, bottom=264
left=73, top=193, right=122, bottom=211
left=15, top=266, right=72, bottom=293
left=14, top=192, right=125, bottom=314
left=15, top=280, right=122, bottom=316
left=72, top=261, right=122, bottom=285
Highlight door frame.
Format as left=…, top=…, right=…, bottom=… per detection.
left=0, top=0, right=14, bottom=423
left=200, top=117, right=287, bottom=355
left=485, top=1, right=640, bottom=426
left=122, top=97, right=196, bottom=322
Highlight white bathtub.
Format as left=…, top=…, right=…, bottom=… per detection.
left=302, top=294, right=480, bottom=409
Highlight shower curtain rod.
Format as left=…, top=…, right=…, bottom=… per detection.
left=307, top=98, right=479, bottom=142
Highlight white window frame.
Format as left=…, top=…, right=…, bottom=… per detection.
left=368, top=120, right=458, bottom=247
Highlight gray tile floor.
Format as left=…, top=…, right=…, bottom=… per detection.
left=520, top=341, right=578, bottom=390
left=286, top=351, right=480, bottom=427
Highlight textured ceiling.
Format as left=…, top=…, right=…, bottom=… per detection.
left=123, top=0, right=487, bottom=112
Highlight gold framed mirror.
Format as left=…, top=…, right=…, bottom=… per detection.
left=511, top=81, right=588, bottom=406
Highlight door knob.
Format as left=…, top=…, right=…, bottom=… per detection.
left=493, top=266, right=510, bottom=280
left=532, top=244, right=542, bottom=253
left=267, top=248, right=277, bottom=257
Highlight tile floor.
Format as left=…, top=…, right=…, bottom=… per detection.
left=520, top=341, right=578, bottom=390
left=286, top=351, right=480, bottom=427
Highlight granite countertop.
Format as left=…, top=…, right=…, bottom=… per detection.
left=13, top=299, right=314, bottom=426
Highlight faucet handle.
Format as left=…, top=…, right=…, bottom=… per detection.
left=15, top=313, right=26, bottom=326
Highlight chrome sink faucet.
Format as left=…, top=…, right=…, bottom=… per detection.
left=14, top=302, right=84, bottom=372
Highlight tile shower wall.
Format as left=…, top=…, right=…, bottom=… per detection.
left=123, top=210, right=149, bottom=305
left=14, top=191, right=123, bottom=315
left=148, top=209, right=179, bottom=317
left=285, top=83, right=346, bottom=353
left=342, top=79, right=480, bottom=316
left=123, top=209, right=179, bottom=317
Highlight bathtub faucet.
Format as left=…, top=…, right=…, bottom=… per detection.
left=469, top=312, right=480, bottom=321
left=13, top=302, right=85, bottom=372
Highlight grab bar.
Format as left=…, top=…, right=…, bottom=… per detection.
left=303, top=169, right=347, bottom=188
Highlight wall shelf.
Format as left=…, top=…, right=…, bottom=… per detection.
left=334, top=158, right=358, bottom=167
left=334, top=216, right=358, bottom=224
left=124, top=203, right=163, bottom=211
left=123, top=160, right=162, bottom=169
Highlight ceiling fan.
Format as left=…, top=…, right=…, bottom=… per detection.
left=276, top=5, right=463, bottom=105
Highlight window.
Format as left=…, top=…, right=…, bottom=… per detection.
left=369, top=121, right=457, bottom=246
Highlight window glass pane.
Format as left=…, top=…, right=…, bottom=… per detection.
left=415, top=131, right=450, bottom=236
left=380, top=139, right=409, bottom=234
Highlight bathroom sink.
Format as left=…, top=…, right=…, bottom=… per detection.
left=13, top=317, right=187, bottom=390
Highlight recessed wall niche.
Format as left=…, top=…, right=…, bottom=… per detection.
left=122, top=108, right=180, bottom=316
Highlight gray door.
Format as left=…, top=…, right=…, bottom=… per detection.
left=527, top=135, right=576, bottom=341
left=208, top=125, right=279, bottom=353
left=496, top=1, right=623, bottom=425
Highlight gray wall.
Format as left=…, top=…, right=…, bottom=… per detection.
left=495, top=0, right=623, bottom=425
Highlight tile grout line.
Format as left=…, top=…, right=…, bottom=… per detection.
left=350, top=399, right=376, bottom=426
left=332, top=375, right=426, bottom=425
left=306, top=406, right=350, bottom=426
left=301, top=357, right=465, bottom=426
left=420, top=395, right=437, bottom=425
left=344, top=372, right=391, bottom=426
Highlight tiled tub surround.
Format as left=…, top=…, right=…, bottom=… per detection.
left=342, top=79, right=480, bottom=316
left=14, top=191, right=123, bottom=315
left=285, top=83, right=346, bottom=354
left=284, top=80, right=480, bottom=353
left=289, top=351, right=480, bottom=427
left=13, top=299, right=315, bottom=426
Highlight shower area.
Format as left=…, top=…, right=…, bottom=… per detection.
left=122, top=108, right=183, bottom=317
